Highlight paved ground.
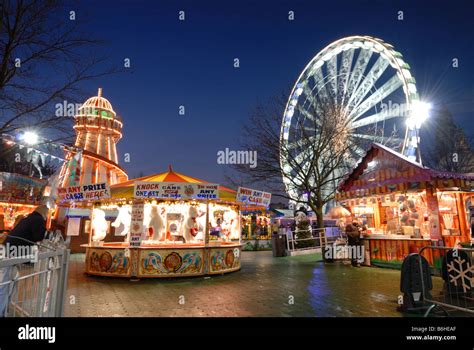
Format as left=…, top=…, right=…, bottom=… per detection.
left=64, top=251, right=427, bottom=317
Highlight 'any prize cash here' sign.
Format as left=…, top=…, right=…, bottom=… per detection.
left=237, top=187, right=272, bottom=208
left=133, top=182, right=220, bottom=200
left=57, top=182, right=110, bottom=201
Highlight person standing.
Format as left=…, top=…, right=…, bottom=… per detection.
left=345, top=220, right=362, bottom=267
left=0, top=205, right=48, bottom=316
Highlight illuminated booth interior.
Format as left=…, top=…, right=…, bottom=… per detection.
left=337, top=143, right=474, bottom=268
left=0, top=172, right=47, bottom=232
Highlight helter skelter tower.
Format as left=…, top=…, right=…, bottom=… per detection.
left=60, top=88, right=128, bottom=187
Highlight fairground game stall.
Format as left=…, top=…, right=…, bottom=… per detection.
left=336, top=143, right=474, bottom=268
left=57, top=167, right=243, bottom=278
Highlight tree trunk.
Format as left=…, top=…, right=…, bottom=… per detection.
left=315, top=206, right=328, bottom=260
left=315, top=206, right=324, bottom=229
left=309, top=201, right=328, bottom=261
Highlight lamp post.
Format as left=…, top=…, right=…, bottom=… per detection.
left=21, top=131, right=39, bottom=145
left=20, top=131, right=39, bottom=176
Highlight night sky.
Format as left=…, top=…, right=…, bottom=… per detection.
left=71, top=0, right=474, bottom=184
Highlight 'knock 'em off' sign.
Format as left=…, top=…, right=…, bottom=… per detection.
left=134, top=182, right=219, bottom=200
left=58, top=183, right=111, bottom=201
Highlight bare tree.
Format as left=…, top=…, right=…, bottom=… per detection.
left=0, top=0, right=120, bottom=143
left=421, top=106, right=474, bottom=173
left=230, top=93, right=360, bottom=229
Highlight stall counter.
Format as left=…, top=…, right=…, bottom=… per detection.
left=362, top=235, right=435, bottom=268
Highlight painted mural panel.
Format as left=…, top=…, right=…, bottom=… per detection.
left=86, top=248, right=131, bottom=276
left=139, top=249, right=204, bottom=276
left=209, top=247, right=241, bottom=273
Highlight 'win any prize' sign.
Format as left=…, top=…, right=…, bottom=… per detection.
left=58, top=183, right=110, bottom=201
left=133, top=182, right=219, bottom=200
left=237, top=187, right=271, bottom=208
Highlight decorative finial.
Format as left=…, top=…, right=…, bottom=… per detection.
left=168, top=165, right=173, bottom=172
left=98, top=87, right=102, bottom=97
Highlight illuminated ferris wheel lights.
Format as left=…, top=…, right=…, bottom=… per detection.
left=280, top=35, right=425, bottom=201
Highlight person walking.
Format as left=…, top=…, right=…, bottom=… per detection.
left=0, top=205, right=48, bottom=316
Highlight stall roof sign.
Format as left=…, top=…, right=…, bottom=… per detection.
left=133, top=182, right=220, bottom=200
left=338, top=143, right=474, bottom=195
left=237, top=187, right=272, bottom=208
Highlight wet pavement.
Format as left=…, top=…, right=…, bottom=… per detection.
left=65, top=251, right=418, bottom=317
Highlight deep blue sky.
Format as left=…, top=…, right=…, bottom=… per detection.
left=72, top=0, right=474, bottom=183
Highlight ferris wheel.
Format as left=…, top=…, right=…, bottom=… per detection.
left=280, top=35, right=429, bottom=203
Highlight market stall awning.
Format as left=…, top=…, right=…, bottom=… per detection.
left=110, top=165, right=237, bottom=202
left=336, top=143, right=474, bottom=200
left=273, top=209, right=294, bottom=218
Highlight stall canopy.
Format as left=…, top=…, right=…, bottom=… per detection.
left=337, top=143, right=474, bottom=200
left=110, top=165, right=237, bottom=202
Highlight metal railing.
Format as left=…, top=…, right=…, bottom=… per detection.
left=286, top=227, right=342, bottom=253
left=0, top=233, right=70, bottom=317
left=414, top=246, right=474, bottom=316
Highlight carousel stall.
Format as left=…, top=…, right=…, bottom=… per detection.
left=59, top=167, right=243, bottom=278
left=336, top=143, right=474, bottom=268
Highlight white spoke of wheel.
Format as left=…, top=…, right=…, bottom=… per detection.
left=287, top=135, right=317, bottom=151
left=339, top=48, right=355, bottom=106
left=327, top=54, right=338, bottom=100
left=344, top=49, right=373, bottom=111
left=349, top=75, right=403, bottom=122
left=300, top=84, right=324, bottom=124
left=295, top=104, right=322, bottom=126
left=350, top=106, right=402, bottom=129
left=347, top=55, right=390, bottom=110
left=310, top=68, right=331, bottom=107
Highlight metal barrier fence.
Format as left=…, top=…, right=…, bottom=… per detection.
left=0, top=234, right=70, bottom=317
left=417, top=246, right=474, bottom=316
left=286, top=227, right=342, bottom=254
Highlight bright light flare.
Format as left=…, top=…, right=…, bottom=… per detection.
left=408, top=101, right=431, bottom=128
left=21, top=131, right=39, bottom=145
